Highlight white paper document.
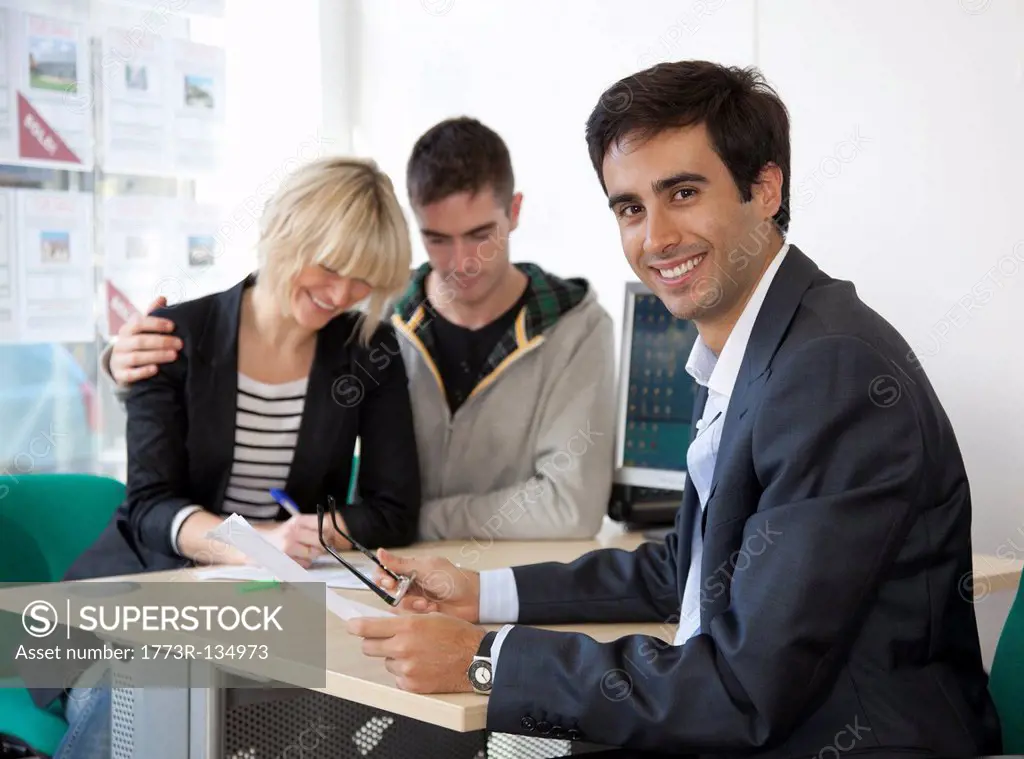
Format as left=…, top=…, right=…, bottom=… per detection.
left=206, top=515, right=395, bottom=620
left=194, top=560, right=378, bottom=590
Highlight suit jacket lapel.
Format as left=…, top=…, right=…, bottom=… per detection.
left=193, top=276, right=250, bottom=507
left=284, top=330, right=350, bottom=512
left=685, top=382, right=708, bottom=516
left=676, top=383, right=708, bottom=596
left=703, top=245, right=821, bottom=509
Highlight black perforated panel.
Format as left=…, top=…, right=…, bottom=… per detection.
left=488, top=733, right=573, bottom=758
left=110, top=674, right=135, bottom=759
left=222, top=691, right=488, bottom=759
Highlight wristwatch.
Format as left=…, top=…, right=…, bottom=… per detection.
left=468, top=631, right=497, bottom=695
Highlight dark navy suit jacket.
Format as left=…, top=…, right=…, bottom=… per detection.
left=487, top=247, right=1002, bottom=758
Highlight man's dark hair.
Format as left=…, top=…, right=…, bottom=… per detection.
left=406, top=117, right=515, bottom=209
left=586, top=60, right=791, bottom=234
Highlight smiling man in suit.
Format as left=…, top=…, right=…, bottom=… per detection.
left=347, top=60, right=1002, bottom=758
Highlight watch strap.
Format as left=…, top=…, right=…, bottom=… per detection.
left=477, top=630, right=497, bottom=659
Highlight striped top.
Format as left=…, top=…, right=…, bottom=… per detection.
left=224, top=372, right=309, bottom=519
left=169, top=372, right=309, bottom=553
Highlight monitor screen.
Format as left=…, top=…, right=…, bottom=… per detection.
left=615, top=287, right=700, bottom=490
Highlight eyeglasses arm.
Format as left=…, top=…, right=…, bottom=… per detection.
left=327, top=495, right=402, bottom=583
left=317, top=503, right=411, bottom=607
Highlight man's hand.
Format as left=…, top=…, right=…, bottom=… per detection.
left=110, top=296, right=183, bottom=385
left=347, top=613, right=486, bottom=694
left=373, top=550, right=480, bottom=622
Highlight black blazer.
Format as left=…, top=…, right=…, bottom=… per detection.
left=65, top=274, right=421, bottom=580
left=485, top=247, right=1002, bottom=758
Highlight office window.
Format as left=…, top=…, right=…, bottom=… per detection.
left=1, top=1, right=327, bottom=486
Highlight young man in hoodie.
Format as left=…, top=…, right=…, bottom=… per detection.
left=104, top=116, right=617, bottom=545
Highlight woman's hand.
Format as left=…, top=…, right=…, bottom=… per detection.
left=320, top=512, right=353, bottom=551
left=253, top=515, right=325, bottom=568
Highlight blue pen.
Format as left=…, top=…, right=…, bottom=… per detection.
left=269, top=488, right=301, bottom=517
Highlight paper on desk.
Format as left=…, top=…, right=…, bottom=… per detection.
left=311, top=554, right=344, bottom=567
left=194, top=562, right=377, bottom=590
left=206, top=515, right=394, bottom=619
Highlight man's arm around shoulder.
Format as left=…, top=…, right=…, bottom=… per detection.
left=102, top=296, right=182, bottom=401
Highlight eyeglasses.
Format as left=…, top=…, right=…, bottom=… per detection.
left=316, top=495, right=415, bottom=607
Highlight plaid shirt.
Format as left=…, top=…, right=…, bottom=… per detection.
left=391, top=262, right=588, bottom=394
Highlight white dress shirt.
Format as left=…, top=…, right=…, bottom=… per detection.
left=481, top=244, right=790, bottom=674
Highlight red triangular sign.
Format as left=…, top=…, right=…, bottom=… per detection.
left=107, top=280, right=141, bottom=336
left=17, top=92, right=81, bottom=164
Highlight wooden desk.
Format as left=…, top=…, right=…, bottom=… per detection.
left=3, top=533, right=1019, bottom=759
left=75, top=532, right=669, bottom=733
left=969, top=552, right=1024, bottom=595
left=67, top=533, right=1023, bottom=734
left=317, top=538, right=1024, bottom=732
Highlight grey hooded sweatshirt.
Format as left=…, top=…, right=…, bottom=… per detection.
left=390, top=262, right=616, bottom=542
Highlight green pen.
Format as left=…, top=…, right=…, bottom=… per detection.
left=237, top=580, right=281, bottom=593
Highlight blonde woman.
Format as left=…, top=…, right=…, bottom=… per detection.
left=67, top=157, right=421, bottom=581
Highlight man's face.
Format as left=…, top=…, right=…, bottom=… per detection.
left=602, top=123, right=782, bottom=324
left=413, top=187, right=522, bottom=308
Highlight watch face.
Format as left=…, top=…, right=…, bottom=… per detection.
left=469, top=660, right=492, bottom=692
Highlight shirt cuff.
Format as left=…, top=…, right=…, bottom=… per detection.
left=478, top=567, right=519, bottom=624
left=491, top=624, right=515, bottom=682
left=170, top=505, right=204, bottom=556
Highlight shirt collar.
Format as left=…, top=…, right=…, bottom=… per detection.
left=685, top=243, right=790, bottom=398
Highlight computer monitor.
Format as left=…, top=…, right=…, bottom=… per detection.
left=613, top=282, right=700, bottom=493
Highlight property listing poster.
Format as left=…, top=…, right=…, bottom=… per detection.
left=0, top=188, right=15, bottom=342
left=0, top=7, right=93, bottom=169
left=95, top=33, right=225, bottom=177
left=101, top=196, right=231, bottom=337
left=166, top=197, right=232, bottom=302
left=99, top=26, right=173, bottom=175
left=101, top=194, right=172, bottom=337
left=171, top=39, right=225, bottom=176
left=0, top=7, right=15, bottom=162
left=105, top=0, right=225, bottom=17
left=14, top=190, right=94, bottom=343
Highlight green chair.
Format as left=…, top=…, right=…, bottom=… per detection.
left=0, top=473, right=125, bottom=757
left=0, top=676, right=69, bottom=758
left=990, top=575, right=1024, bottom=753
left=0, top=473, right=125, bottom=583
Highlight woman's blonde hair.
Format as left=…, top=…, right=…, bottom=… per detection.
left=257, top=157, right=412, bottom=345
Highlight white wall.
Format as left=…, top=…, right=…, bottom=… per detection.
left=757, top=0, right=1024, bottom=560
left=349, top=0, right=755, bottom=327
left=346, top=0, right=1023, bottom=564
